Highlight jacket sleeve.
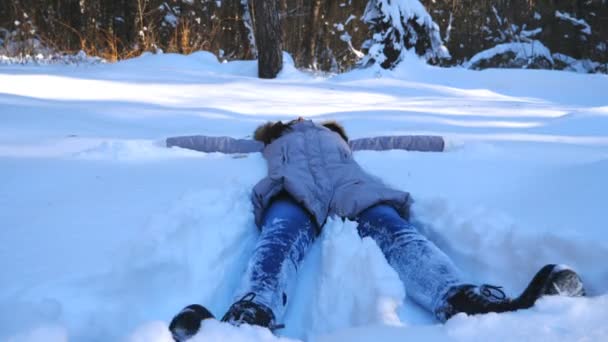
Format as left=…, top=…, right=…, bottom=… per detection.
left=166, top=135, right=264, bottom=154
left=349, top=135, right=445, bottom=152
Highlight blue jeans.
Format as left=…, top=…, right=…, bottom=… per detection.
left=234, top=196, right=464, bottom=322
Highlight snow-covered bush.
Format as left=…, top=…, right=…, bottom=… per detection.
left=0, top=50, right=105, bottom=65
left=465, top=40, right=554, bottom=70
left=460, top=5, right=606, bottom=74
left=0, top=12, right=47, bottom=59
left=360, top=0, right=450, bottom=69
left=0, top=26, right=51, bottom=64
left=552, top=53, right=607, bottom=74
left=1, top=14, right=104, bottom=66
left=0, top=29, right=104, bottom=66
left=464, top=37, right=606, bottom=74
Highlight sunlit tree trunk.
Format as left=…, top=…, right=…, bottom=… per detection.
left=252, top=0, right=283, bottom=78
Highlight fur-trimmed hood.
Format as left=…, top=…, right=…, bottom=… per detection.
left=254, top=119, right=348, bottom=146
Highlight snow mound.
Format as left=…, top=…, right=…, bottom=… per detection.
left=311, top=220, right=405, bottom=333
left=190, top=320, right=297, bottom=342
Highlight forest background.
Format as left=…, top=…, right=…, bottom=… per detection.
left=1, top=0, right=606, bottom=73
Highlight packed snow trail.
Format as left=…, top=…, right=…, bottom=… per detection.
left=0, top=52, right=607, bottom=341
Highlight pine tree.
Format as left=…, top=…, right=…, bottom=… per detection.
left=361, top=0, right=450, bottom=69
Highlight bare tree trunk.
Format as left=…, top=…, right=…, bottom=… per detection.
left=300, top=0, right=322, bottom=69
left=252, top=0, right=283, bottom=78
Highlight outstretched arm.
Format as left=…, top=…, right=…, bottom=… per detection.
left=349, top=135, right=445, bottom=152
left=166, top=135, right=263, bottom=154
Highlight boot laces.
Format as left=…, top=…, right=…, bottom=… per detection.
left=239, top=292, right=257, bottom=303
left=232, top=292, right=285, bottom=331
left=479, top=285, right=507, bottom=301
left=464, top=284, right=507, bottom=308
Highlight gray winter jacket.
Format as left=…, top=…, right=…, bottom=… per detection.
left=251, top=120, right=413, bottom=229
left=166, top=121, right=444, bottom=229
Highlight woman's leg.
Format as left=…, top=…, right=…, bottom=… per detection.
left=169, top=195, right=316, bottom=340
left=356, top=204, right=465, bottom=318
left=227, top=194, right=317, bottom=327
left=356, top=204, right=587, bottom=323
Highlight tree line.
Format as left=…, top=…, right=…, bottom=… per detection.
left=1, top=0, right=606, bottom=74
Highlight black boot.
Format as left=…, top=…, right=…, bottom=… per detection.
left=514, top=264, right=585, bottom=307
left=437, top=264, right=585, bottom=322
left=169, top=304, right=215, bottom=342
left=221, top=293, right=283, bottom=330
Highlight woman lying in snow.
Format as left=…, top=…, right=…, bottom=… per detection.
left=167, top=118, right=585, bottom=341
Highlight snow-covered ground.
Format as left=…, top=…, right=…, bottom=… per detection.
left=1, top=52, right=607, bottom=342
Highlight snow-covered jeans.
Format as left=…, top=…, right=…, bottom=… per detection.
left=234, top=195, right=464, bottom=323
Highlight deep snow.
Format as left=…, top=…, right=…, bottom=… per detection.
left=0, top=52, right=607, bottom=342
